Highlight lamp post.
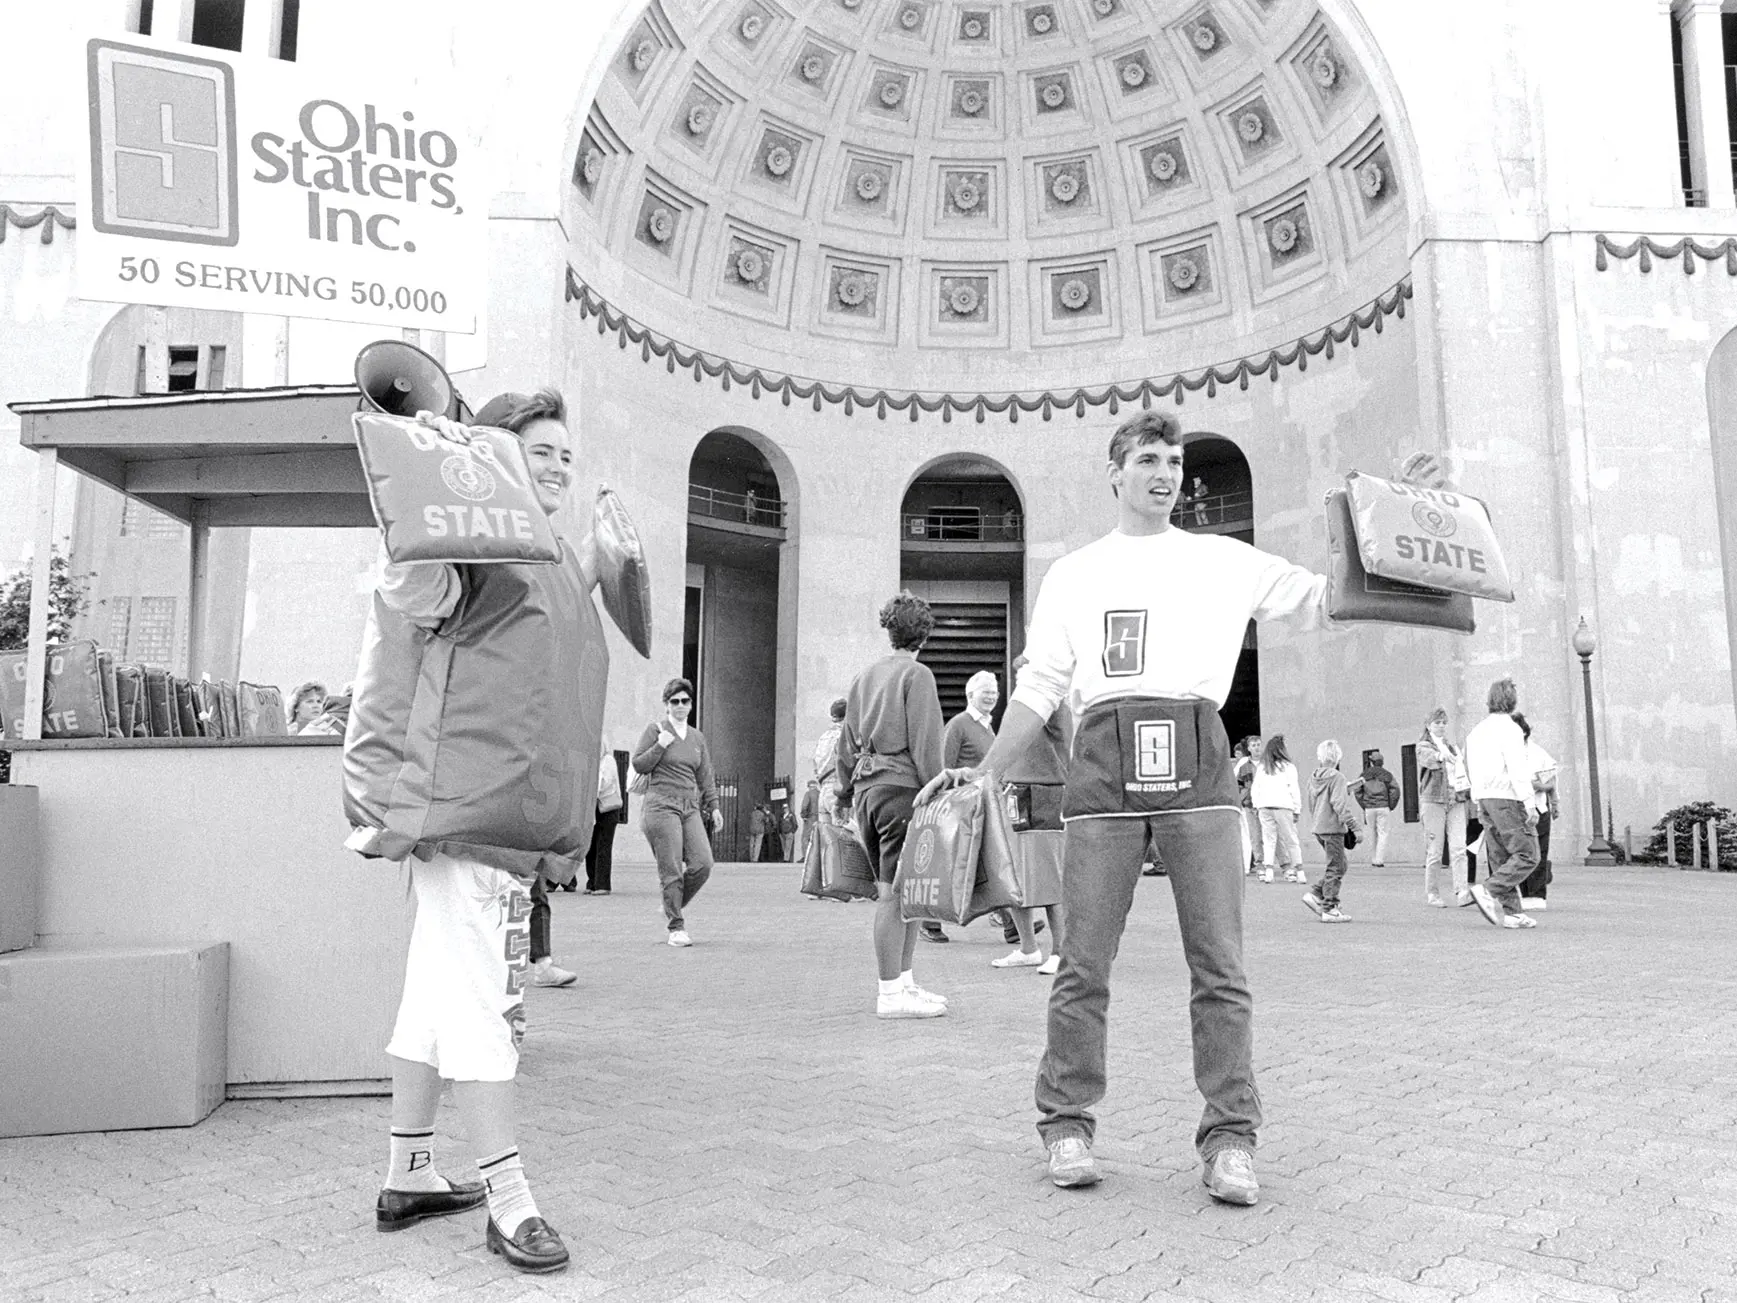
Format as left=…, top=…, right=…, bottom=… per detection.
left=1572, top=616, right=1617, bottom=865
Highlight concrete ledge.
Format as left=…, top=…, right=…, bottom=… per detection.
left=0, top=785, right=39, bottom=953
left=0, top=942, right=228, bottom=1137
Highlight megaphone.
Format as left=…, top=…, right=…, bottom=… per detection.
left=353, top=340, right=470, bottom=421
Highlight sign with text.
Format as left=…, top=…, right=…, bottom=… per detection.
left=78, top=36, right=486, bottom=332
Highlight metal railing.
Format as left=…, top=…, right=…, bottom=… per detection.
left=1174, top=490, right=1254, bottom=531
left=688, top=483, right=787, bottom=530
left=902, top=511, right=1023, bottom=543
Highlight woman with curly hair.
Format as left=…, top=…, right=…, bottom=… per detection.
left=633, top=677, right=722, bottom=948
left=837, top=591, right=949, bottom=1019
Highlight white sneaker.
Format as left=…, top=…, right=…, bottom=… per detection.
left=1260, top=869, right=1274, bottom=883
left=1468, top=884, right=1502, bottom=927
left=1047, top=1137, right=1101, bottom=1188
left=1037, top=955, right=1060, bottom=976
left=1520, top=897, right=1547, bottom=911
left=903, top=981, right=947, bottom=1006
left=529, top=958, right=577, bottom=987
left=1426, top=893, right=1447, bottom=908
left=876, top=988, right=945, bottom=1019
left=1502, top=913, right=1538, bottom=929
left=667, top=930, right=692, bottom=947
left=991, top=948, right=1044, bottom=968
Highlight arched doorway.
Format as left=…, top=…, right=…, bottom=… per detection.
left=1177, top=434, right=1259, bottom=742
left=898, top=456, right=1025, bottom=726
left=686, top=428, right=794, bottom=857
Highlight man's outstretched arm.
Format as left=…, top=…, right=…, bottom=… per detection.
left=916, top=700, right=1049, bottom=804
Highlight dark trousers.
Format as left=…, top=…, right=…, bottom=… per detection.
left=1035, top=808, right=1258, bottom=1162
left=586, top=807, right=621, bottom=891
left=1519, top=811, right=1552, bottom=899
left=1314, top=832, right=1348, bottom=909
left=530, top=877, right=551, bottom=963
left=1476, top=798, right=1540, bottom=915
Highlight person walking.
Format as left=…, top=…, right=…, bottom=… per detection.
left=1514, top=713, right=1556, bottom=909
left=582, top=746, right=623, bottom=895
left=1463, top=677, right=1541, bottom=929
left=1232, top=736, right=1261, bottom=874
left=1351, top=749, right=1399, bottom=866
left=1303, top=740, right=1363, bottom=923
left=633, top=678, right=722, bottom=947
left=1250, top=734, right=1304, bottom=884
left=747, top=804, right=766, bottom=864
left=781, top=804, right=800, bottom=862
left=837, top=591, right=949, bottom=1019
left=994, top=653, right=1068, bottom=975
left=814, top=699, right=847, bottom=824
left=1416, top=709, right=1470, bottom=907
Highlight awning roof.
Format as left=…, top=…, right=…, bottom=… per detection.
left=6, top=385, right=375, bottom=527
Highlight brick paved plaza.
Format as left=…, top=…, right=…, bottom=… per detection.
left=2, top=858, right=1733, bottom=1303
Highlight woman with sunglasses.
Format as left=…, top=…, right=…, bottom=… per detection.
left=632, top=678, right=722, bottom=947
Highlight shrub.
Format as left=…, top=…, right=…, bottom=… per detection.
left=1635, top=801, right=1737, bottom=870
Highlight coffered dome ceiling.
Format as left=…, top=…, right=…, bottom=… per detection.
left=568, top=0, right=1410, bottom=391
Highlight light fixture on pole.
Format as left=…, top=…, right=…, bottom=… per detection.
left=1572, top=616, right=1617, bottom=865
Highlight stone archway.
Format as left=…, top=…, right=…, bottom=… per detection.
left=1181, top=432, right=1259, bottom=742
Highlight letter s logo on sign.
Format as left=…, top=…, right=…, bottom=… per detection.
left=1134, top=720, right=1174, bottom=782
left=1102, top=610, right=1147, bottom=678
left=88, top=40, right=240, bottom=245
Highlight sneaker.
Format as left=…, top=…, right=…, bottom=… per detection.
left=667, top=930, right=693, bottom=947
left=1520, top=897, right=1547, bottom=910
left=903, top=981, right=947, bottom=1007
left=1502, top=913, right=1538, bottom=929
left=1037, top=955, right=1060, bottom=976
left=1202, top=1149, right=1260, bottom=1205
left=1426, top=893, right=1447, bottom=908
left=991, top=948, right=1044, bottom=969
left=528, top=958, right=577, bottom=988
left=1454, top=888, right=1476, bottom=908
left=920, top=925, right=950, bottom=944
left=1047, top=1137, right=1101, bottom=1188
left=876, top=988, right=945, bottom=1019
left=1468, top=884, right=1502, bottom=927
left=1260, top=869, right=1274, bottom=883
left=1319, top=909, right=1351, bottom=923
left=1301, top=891, right=1324, bottom=917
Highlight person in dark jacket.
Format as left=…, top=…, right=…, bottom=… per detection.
left=837, top=591, right=949, bottom=1019
left=1350, top=749, right=1399, bottom=866
left=1304, top=740, right=1363, bottom=922
left=929, top=670, right=1001, bottom=944
left=633, top=678, right=722, bottom=947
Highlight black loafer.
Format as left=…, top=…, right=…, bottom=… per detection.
left=920, top=925, right=949, bottom=943
left=486, top=1215, right=570, bottom=1273
left=375, top=1180, right=486, bottom=1232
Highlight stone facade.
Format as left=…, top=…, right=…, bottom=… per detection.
left=1, top=0, right=1734, bottom=860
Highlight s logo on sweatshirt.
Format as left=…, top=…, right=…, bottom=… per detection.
left=1102, top=610, right=1147, bottom=677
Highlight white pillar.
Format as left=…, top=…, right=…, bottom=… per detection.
left=241, top=0, right=285, bottom=57
left=22, top=450, right=60, bottom=743
left=148, top=0, right=195, bottom=41
left=1678, top=0, right=1736, bottom=206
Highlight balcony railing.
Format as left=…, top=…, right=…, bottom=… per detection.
left=689, top=483, right=786, bottom=531
left=903, top=511, right=1023, bottom=543
left=1174, top=490, right=1253, bottom=532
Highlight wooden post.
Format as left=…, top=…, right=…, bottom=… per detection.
left=1667, top=822, right=1677, bottom=866
left=1692, top=822, right=1703, bottom=869
left=22, top=449, right=59, bottom=743
left=186, top=500, right=211, bottom=681
left=1708, top=819, right=1719, bottom=870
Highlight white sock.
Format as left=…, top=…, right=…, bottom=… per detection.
left=384, top=1127, right=448, bottom=1193
left=476, top=1147, right=540, bottom=1236
left=879, top=977, right=903, bottom=996
left=900, top=970, right=917, bottom=990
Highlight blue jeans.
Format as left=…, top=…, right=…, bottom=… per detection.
left=1035, top=808, right=1258, bottom=1162
left=643, top=800, right=714, bottom=930
left=1314, top=832, right=1348, bottom=909
left=1476, top=798, right=1539, bottom=915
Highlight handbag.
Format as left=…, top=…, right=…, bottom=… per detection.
left=895, top=779, right=1024, bottom=925
left=814, top=822, right=877, bottom=901
left=1344, top=825, right=1359, bottom=850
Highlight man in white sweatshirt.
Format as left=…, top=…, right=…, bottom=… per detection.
left=922, top=410, right=1335, bottom=1209
left=1462, top=676, right=1541, bottom=929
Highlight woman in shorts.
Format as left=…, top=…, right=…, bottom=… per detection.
left=836, top=592, right=949, bottom=1019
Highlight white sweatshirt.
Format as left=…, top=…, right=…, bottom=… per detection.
left=1465, top=712, right=1534, bottom=803
left=1249, top=761, right=1302, bottom=812
left=1011, top=527, right=1329, bottom=721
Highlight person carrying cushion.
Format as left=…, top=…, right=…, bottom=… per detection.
left=345, top=387, right=609, bottom=1276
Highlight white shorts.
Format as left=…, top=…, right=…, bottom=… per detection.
left=386, top=851, right=530, bottom=1083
